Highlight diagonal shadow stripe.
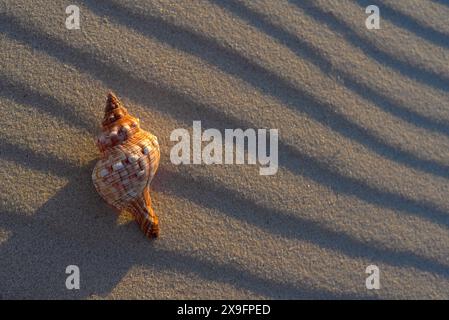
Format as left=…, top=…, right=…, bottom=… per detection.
left=78, top=0, right=449, bottom=180
left=359, top=0, right=449, bottom=48
left=0, top=198, right=364, bottom=299
left=432, top=0, right=449, bottom=7
left=280, top=143, right=449, bottom=229
left=0, top=140, right=80, bottom=177
left=3, top=139, right=446, bottom=281
left=1, top=11, right=448, bottom=228
left=0, top=77, right=97, bottom=134
left=157, top=167, right=449, bottom=279
left=144, top=247, right=372, bottom=299
left=0, top=161, right=354, bottom=299
left=209, top=0, right=449, bottom=138
left=372, top=0, right=449, bottom=46
left=289, top=0, right=449, bottom=93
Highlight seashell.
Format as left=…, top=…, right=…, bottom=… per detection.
left=92, top=92, right=161, bottom=238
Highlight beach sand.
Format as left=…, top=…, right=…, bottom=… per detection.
left=1, top=0, right=448, bottom=299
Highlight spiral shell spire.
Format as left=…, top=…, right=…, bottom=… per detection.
left=105, top=92, right=124, bottom=112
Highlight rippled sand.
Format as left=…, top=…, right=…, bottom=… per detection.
left=1, top=0, right=448, bottom=299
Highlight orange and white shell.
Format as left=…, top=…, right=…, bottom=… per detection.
left=92, top=92, right=160, bottom=238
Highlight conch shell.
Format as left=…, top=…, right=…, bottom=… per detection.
left=92, top=92, right=160, bottom=238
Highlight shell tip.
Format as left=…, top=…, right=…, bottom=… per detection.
left=105, top=91, right=122, bottom=113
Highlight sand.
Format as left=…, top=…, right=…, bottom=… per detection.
left=0, top=0, right=448, bottom=299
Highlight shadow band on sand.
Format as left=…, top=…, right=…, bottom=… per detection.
left=432, top=0, right=449, bottom=8
left=209, top=0, right=449, bottom=138
left=1, top=142, right=448, bottom=286
left=1, top=2, right=449, bottom=298
left=289, top=0, right=449, bottom=93
left=356, top=0, right=449, bottom=49
left=0, top=148, right=367, bottom=299
left=159, top=167, right=449, bottom=279
left=78, top=0, right=449, bottom=181
left=1, top=11, right=448, bottom=228
left=0, top=211, right=352, bottom=299
left=1, top=77, right=97, bottom=134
